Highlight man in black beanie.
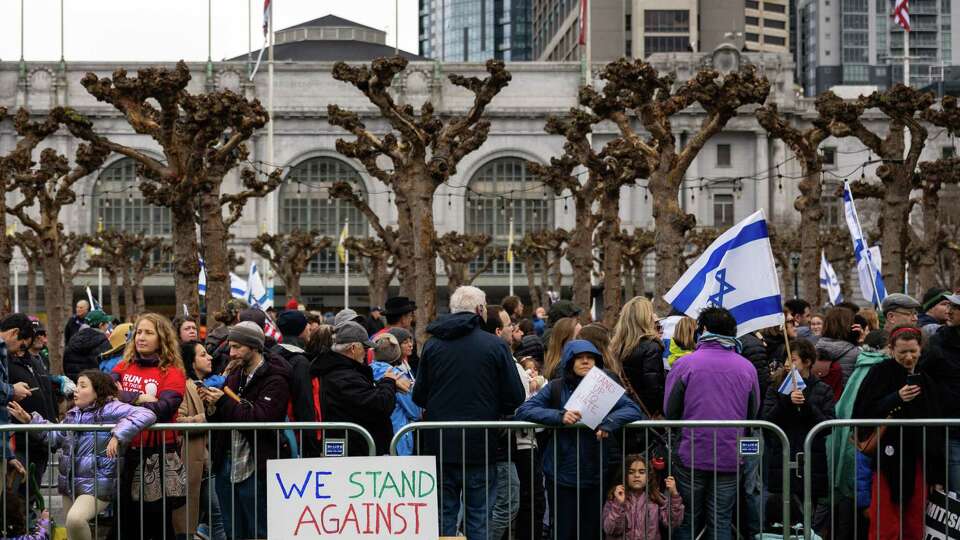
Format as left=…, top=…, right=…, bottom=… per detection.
left=272, top=309, right=321, bottom=457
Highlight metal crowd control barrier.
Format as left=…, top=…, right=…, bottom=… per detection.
left=802, top=418, right=960, bottom=540
left=392, top=419, right=792, bottom=540
left=1, top=421, right=375, bottom=540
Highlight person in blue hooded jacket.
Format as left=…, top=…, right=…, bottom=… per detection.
left=516, top=339, right=644, bottom=540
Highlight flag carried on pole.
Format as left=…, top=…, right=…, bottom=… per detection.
left=842, top=182, right=886, bottom=306
left=777, top=367, right=807, bottom=395
left=893, top=0, right=910, bottom=31
left=85, top=286, right=102, bottom=312
left=198, top=256, right=207, bottom=297
left=250, top=0, right=272, bottom=80
left=337, top=222, right=349, bottom=264
left=664, top=210, right=784, bottom=337
left=246, top=261, right=271, bottom=309
left=819, top=251, right=843, bottom=305
left=230, top=273, right=247, bottom=299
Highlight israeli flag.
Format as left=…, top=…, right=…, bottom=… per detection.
left=230, top=273, right=247, bottom=299
left=658, top=315, right=684, bottom=366
left=842, top=182, right=886, bottom=306
left=198, top=256, right=207, bottom=297
left=819, top=251, right=843, bottom=305
left=246, top=261, right=272, bottom=309
left=664, top=210, right=784, bottom=337
left=777, top=367, right=807, bottom=395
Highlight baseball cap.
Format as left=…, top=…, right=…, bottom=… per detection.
left=334, top=321, right=375, bottom=349
left=945, top=293, right=960, bottom=306
left=880, top=293, right=921, bottom=315
left=85, top=310, right=113, bottom=327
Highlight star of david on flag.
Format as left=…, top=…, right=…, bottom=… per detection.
left=664, top=210, right=784, bottom=337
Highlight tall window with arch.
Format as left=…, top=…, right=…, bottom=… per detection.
left=92, top=158, right=172, bottom=271
left=465, top=157, right=554, bottom=274
left=280, top=157, right=368, bottom=274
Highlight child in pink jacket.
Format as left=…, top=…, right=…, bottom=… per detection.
left=602, top=454, right=685, bottom=540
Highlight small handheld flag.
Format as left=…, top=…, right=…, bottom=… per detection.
left=778, top=368, right=807, bottom=395
left=664, top=210, right=784, bottom=337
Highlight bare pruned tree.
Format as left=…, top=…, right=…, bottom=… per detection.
left=251, top=231, right=333, bottom=303
left=513, top=229, right=568, bottom=310
left=435, top=232, right=502, bottom=297
left=619, top=229, right=655, bottom=300
left=343, top=237, right=397, bottom=309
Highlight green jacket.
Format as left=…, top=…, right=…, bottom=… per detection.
left=666, top=340, right=693, bottom=367
left=826, top=348, right=887, bottom=497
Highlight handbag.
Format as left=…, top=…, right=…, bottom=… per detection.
left=851, top=420, right=889, bottom=455
left=131, top=443, right=188, bottom=502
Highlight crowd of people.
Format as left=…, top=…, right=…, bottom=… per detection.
left=0, top=284, right=957, bottom=540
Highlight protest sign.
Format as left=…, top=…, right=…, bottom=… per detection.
left=925, top=489, right=960, bottom=540
left=563, top=366, right=625, bottom=430
left=267, top=456, right=438, bottom=539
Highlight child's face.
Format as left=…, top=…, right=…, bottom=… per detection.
left=75, top=376, right=97, bottom=409
left=572, top=353, right=596, bottom=377
left=626, top=460, right=649, bottom=491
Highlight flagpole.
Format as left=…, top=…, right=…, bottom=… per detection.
left=344, top=219, right=349, bottom=309
left=904, top=26, right=910, bottom=87
left=395, top=0, right=399, bottom=56
left=508, top=217, right=514, bottom=297
left=13, top=263, right=19, bottom=313
left=247, top=0, right=252, bottom=76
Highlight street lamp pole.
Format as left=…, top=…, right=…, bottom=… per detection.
left=790, top=253, right=801, bottom=299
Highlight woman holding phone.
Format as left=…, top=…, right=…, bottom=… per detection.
left=853, top=325, right=944, bottom=540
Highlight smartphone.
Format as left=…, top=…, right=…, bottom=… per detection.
left=193, top=380, right=205, bottom=388
left=906, top=374, right=923, bottom=386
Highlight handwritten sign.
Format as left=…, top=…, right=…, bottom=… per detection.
left=267, top=456, right=439, bottom=539
left=563, top=366, right=625, bottom=430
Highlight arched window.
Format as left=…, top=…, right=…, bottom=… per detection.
left=93, top=158, right=171, bottom=235
left=280, top=157, right=368, bottom=274
left=466, top=157, right=554, bottom=274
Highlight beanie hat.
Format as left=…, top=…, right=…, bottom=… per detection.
left=387, top=326, right=413, bottom=344
left=276, top=310, right=308, bottom=337
left=515, top=334, right=545, bottom=363
left=85, top=310, right=114, bottom=327
left=373, top=333, right=402, bottom=363
left=285, top=298, right=299, bottom=310
left=238, top=308, right=267, bottom=330
left=228, top=321, right=265, bottom=351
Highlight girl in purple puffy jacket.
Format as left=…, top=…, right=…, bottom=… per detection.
left=602, top=454, right=685, bottom=540
left=7, top=370, right=156, bottom=540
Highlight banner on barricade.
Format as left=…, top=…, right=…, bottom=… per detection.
left=925, top=489, right=960, bottom=540
left=267, top=456, right=439, bottom=539
left=563, top=366, right=625, bottom=429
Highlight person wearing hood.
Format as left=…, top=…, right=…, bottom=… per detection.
left=203, top=321, right=292, bottom=540
left=515, top=340, right=643, bottom=539
left=853, top=326, right=944, bottom=540
left=920, top=293, right=960, bottom=491
left=412, top=286, right=525, bottom=540
left=272, top=309, right=321, bottom=457
left=63, top=310, right=114, bottom=382
left=370, top=333, right=419, bottom=455
left=663, top=307, right=761, bottom=540
left=316, top=321, right=403, bottom=456
left=762, top=339, right=835, bottom=530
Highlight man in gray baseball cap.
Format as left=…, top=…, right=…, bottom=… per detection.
left=881, top=293, right=921, bottom=330
left=316, top=321, right=400, bottom=455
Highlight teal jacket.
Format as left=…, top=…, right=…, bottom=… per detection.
left=826, top=348, right=887, bottom=497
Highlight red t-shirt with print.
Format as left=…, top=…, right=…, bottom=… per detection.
left=113, top=360, right=186, bottom=448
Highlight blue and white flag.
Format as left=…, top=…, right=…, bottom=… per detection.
left=85, top=286, right=102, bottom=312
left=664, top=210, right=784, bottom=337
left=198, top=256, right=207, bottom=297
left=819, top=251, right=843, bottom=305
left=230, top=273, right=247, bottom=299
left=842, top=182, right=886, bottom=306
left=246, top=261, right=272, bottom=309
left=777, top=367, right=807, bottom=395
left=658, top=315, right=684, bottom=366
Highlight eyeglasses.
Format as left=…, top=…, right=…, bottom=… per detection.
left=890, top=309, right=918, bottom=318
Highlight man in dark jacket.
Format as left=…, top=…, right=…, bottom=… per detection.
left=63, top=299, right=89, bottom=347
left=317, top=321, right=402, bottom=456
left=203, top=321, right=291, bottom=540
left=273, top=309, right=321, bottom=457
left=62, top=310, right=113, bottom=382
left=921, top=293, right=960, bottom=489
left=412, top=285, right=526, bottom=540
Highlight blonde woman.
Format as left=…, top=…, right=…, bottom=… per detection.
left=111, top=313, right=187, bottom=540
left=666, top=317, right=697, bottom=367
left=610, top=297, right=665, bottom=417
left=543, top=317, right=582, bottom=378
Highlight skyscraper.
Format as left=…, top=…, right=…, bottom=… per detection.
left=419, top=0, right=533, bottom=61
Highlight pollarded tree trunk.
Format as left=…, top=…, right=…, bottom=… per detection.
left=879, top=171, right=914, bottom=293
left=0, top=236, right=11, bottom=317
left=796, top=168, right=824, bottom=304
left=281, top=270, right=302, bottom=305
left=41, top=238, right=66, bottom=374
left=171, top=205, right=201, bottom=318
left=599, top=188, right=624, bottom=328
left=200, top=190, right=231, bottom=327
left=134, top=270, right=147, bottom=316
left=394, top=190, right=417, bottom=300
left=651, top=170, right=694, bottom=311
left=567, top=206, right=594, bottom=317
left=122, top=266, right=135, bottom=323
left=367, top=257, right=391, bottom=309
left=107, top=270, right=120, bottom=319
left=407, top=171, right=437, bottom=341
left=26, top=260, right=37, bottom=314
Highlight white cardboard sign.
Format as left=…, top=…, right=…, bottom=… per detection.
left=563, top=366, right=626, bottom=430
left=267, top=456, right=439, bottom=539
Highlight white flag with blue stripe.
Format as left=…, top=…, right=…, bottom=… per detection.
left=230, top=273, right=247, bottom=299
left=819, top=251, right=843, bottom=305
left=664, top=210, right=784, bottom=337
left=777, top=368, right=807, bottom=395
left=842, top=182, right=886, bottom=306
left=198, top=256, right=207, bottom=297
left=246, top=261, right=272, bottom=309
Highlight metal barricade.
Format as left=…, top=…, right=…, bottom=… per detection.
left=802, top=418, right=960, bottom=540
left=392, top=419, right=792, bottom=540
left=1, top=421, right=374, bottom=540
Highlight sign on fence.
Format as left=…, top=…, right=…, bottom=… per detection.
left=267, top=456, right=439, bottom=539
left=563, top=366, right=626, bottom=430
left=926, top=489, right=960, bottom=540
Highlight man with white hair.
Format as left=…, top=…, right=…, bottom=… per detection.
left=412, top=286, right=526, bottom=540
left=64, top=299, right=90, bottom=345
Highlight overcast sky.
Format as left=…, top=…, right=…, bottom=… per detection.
left=0, top=0, right=420, bottom=62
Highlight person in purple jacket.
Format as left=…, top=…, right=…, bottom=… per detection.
left=663, top=307, right=760, bottom=540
